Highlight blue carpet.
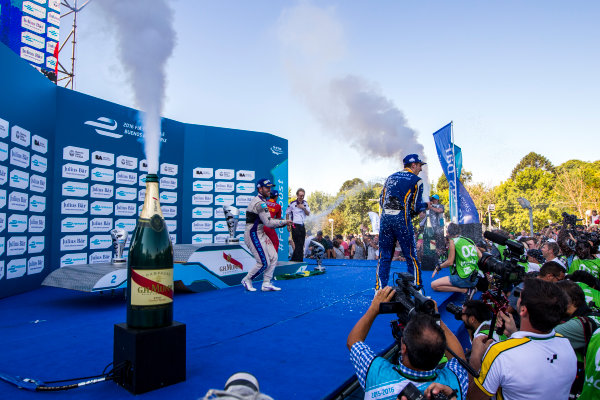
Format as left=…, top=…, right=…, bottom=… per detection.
left=0, top=263, right=463, bottom=400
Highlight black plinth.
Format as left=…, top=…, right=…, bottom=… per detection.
left=113, top=321, right=186, bottom=394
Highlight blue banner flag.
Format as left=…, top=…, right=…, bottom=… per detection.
left=432, top=123, right=480, bottom=224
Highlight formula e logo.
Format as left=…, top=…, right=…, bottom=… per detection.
left=7, top=258, right=26, bottom=279
left=62, top=181, right=89, bottom=197
left=89, top=235, right=112, bottom=250
left=90, top=201, right=113, bottom=215
left=8, top=214, right=27, bottom=232
left=215, top=221, right=228, bottom=232
left=60, top=253, right=87, bottom=267
left=270, top=145, right=283, bottom=155
left=192, top=207, right=213, bottom=219
left=114, top=219, right=136, bottom=232
left=29, top=195, right=46, bottom=212
left=165, top=219, right=177, bottom=232
left=160, top=192, right=177, bottom=204
left=31, top=155, right=47, bottom=173
left=192, top=234, right=213, bottom=244
left=236, top=183, right=255, bottom=194
left=28, top=236, right=45, bottom=254
left=84, top=117, right=122, bottom=139
left=61, top=217, right=88, bottom=233
left=215, top=195, right=234, bottom=206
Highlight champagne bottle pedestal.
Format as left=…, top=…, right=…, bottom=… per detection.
left=113, top=321, right=186, bottom=394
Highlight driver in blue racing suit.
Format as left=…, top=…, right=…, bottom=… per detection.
left=376, top=154, right=430, bottom=290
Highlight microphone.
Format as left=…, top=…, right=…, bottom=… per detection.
left=483, top=231, right=508, bottom=246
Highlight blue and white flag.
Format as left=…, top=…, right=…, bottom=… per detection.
left=432, top=123, right=480, bottom=224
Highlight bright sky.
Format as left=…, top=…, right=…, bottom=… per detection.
left=62, top=0, right=600, bottom=197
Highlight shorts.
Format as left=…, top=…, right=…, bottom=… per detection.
left=449, top=273, right=477, bottom=289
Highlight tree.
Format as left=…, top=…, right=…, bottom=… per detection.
left=554, top=160, right=600, bottom=220
left=510, top=152, right=555, bottom=179
left=338, top=178, right=365, bottom=193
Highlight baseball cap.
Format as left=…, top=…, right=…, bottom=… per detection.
left=256, top=178, right=275, bottom=189
left=430, top=194, right=440, bottom=200
left=270, top=189, right=279, bottom=198
left=403, top=154, right=427, bottom=166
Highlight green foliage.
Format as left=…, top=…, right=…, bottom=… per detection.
left=510, top=152, right=554, bottom=180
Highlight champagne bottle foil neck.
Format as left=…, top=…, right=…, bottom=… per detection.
left=141, top=180, right=163, bottom=219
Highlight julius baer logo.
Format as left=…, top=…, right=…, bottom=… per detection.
left=84, top=117, right=167, bottom=143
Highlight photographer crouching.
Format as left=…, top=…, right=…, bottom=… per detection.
left=347, top=282, right=468, bottom=399
left=467, top=278, right=577, bottom=400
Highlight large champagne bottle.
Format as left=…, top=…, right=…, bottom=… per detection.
left=127, top=174, right=174, bottom=329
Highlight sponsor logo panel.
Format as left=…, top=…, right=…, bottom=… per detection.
left=90, top=218, right=113, bottom=232
left=9, top=147, right=29, bottom=168
left=0, top=213, right=5, bottom=232
left=62, top=181, right=89, bottom=197
left=8, top=214, right=27, bottom=232
left=193, top=167, right=213, bottom=179
left=22, top=15, right=45, bottom=35
left=31, top=135, right=47, bottom=154
left=216, top=169, right=234, bottom=180
left=236, top=195, right=253, bottom=207
left=28, top=236, right=45, bottom=254
left=165, top=219, right=177, bottom=232
left=138, top=189, right=145, bottom=201
left=61, top=217, right=88, bottom=233
left=20, top=46, right=44, bottom=64
left=161, top=206, right=177, bottom=218
left=30, top=154, right=48, bottom=173
left=193, top=180, right=213, bottom=192
left=0, top=189, right=5, bottom=208
left=90, top=235, right=112, bottom=250
left=214, top=220, right=229, bottom=232
left=61, top=199, right=88, bottom=214
left=214, top=207, right=225, bottom=219
left=192, top=207, right=213, bottom=219
left=214, top=234, right=231, bottom=244
left=0, top=165, right=7, bottom=185
left=0, top=142, right=7, bottom=162
left=160, top=177, right=177, bottom=190
left=22, top=1, right=46, bottom=19
left=21, top=30, right=45, bottom=49
left=29, top=215, right=45, bottom=232
left=236, top=182, right=255, bottom=194
left=215, top=194, right=234, bottom=206
left=115, top=187, right=137, bottom=201
left=139, top=159, right=148, bottom=172
left=47, top=11, right=60, bottom=26
left=7, top=236, right=27, bottom=255
left=29, top=195, right=46, bottom=212
left=192, top=220, right=213, bottom=232
left=90, top=251, right=112, bottom=264
left=29, top=174, right=46, bottom=193
left=169, top=234, right=177, bottom=244
left=7, top=258, right=27, bottom=279
left=236, top=170, right=255, bottom=181
left=114, top=218, right=136, bottom=232
left=60, top=235, right=88, bottom=251
left=28, top=256, right=45, bottom=275
left=62, top=163, right=89, bottom=180
left=115, top=202, right=136, bottom=216
left=47, top=26, right=59, bottom=41
left=116, top=171, right=137, bottom=185
left=192, top=234, right=213, bottom=244
left=139, top=174, right=147, bottom=186
left=192, top=194, right=213, bottom=205
left=160, top=163, right=178, bottom=176
left=0, top=237, right=4, bottom=255
left=10, top=169, right=29, bottom=190
left=90, top=201, right=113, bottom=215
left=60, top=253, right=88, bottom=267
left=92, top=151, right=114, bottom=166
left=90, top=184, right=114, bottom=199
left=63, top=146, right=89, bottom=162
left=117, top=155, right=137, bottom=170
left=215, top=181, right=234, bottom=193
left=160, top=191, right=177, bottom=204
left=8, top=191, right=28, bottom=211
left=91, top=167, right=114, bottom=182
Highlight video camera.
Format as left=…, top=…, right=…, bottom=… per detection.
left=479, top=231, right=526, bottom=286
left=398, top=382, right=455, bottom=400
left=562, top=212, right=600, bottom=253
left=379, top=273, right=437, bottom=341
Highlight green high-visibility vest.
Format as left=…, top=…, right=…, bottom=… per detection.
left=577, top=282, right=600, bottom=309
left=568, top=258, right=600, bottom=279
left=452, top=236, right=479, bottom=279
left=579, top=328, right=600, bottom=399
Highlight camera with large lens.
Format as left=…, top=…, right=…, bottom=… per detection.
left=446, top=302, right=463, bottom=321
left=398, top=382, right=453, bottom=400
left=379, top=273, right=437, bottom=341
left=479, top=231, right=526, bottom=286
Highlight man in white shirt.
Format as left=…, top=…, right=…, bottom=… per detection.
left=541, top=241, right=567, bottom=270
left=286, top=188, right=311, bottom=262
left=467, top=278, right=577, bottom=400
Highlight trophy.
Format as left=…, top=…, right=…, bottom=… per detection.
left=310, top=240, right=326, bottom=272
left=110, top=228, right=128, bottom=264
left=223, top=206, right=240, bottom=243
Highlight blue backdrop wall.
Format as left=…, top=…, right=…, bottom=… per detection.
left=0, top=43, right=288, bottom=299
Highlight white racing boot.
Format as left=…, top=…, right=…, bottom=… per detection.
left=261, top=281, right=281, bottom=292
left=241, top=277, right=257, bottom=292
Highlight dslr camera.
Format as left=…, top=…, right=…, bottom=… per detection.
left=479, top=231, right=526, bottom=287
left=379, top=272, right=437, bottom=341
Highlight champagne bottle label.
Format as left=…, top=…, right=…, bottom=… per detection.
left=130, top=268, right=174, bottom=305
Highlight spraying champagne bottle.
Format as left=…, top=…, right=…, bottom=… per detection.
left=127, top=174, right=174, bottom=329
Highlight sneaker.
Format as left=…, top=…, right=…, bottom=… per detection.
left=465, top=287, right=477, bottom=301
left=241, top=278, right=257, bottom=292
left=261, top=282, right=281, bottom=292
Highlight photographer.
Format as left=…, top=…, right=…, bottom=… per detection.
left=555, top=280, right=600, bottom=396
left=540, top=241, right=567, bottom=270
left=457, top=300, right=506, bottom=344
left=431, top=223, right=481, bottom=299
left=347, top=287, right=468, bottom=400
left=468, top=279, right=576, bottom=400
left=567, top=240, right=600, bottom=279
left=567, top=270, right=600, bottom=308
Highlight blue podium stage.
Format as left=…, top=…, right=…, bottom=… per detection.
left=0, top=262, right=466, bottom=399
